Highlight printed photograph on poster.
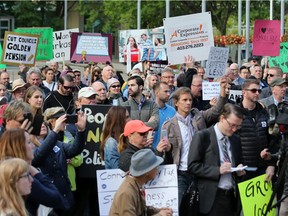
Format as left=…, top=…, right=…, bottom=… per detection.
left=253, top=20, right=280, bottom=56
left=164, top=12, right=214, bottom=65
left=70, top=32, right=113, bottom=64
left=118, top=28, right=167, bottom=64
left=1, top=31, right=39, bottom=67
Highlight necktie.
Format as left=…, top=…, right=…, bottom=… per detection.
left=222, top=136, right=231, bottom=163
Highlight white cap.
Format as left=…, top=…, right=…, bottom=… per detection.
left=78, top=87, right=97, bottom=99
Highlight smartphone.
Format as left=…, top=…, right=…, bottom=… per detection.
left=30, top=114, right=44, bottom=136
left=161, top=129, right=168, bottom=140
left=65, top=114, right=78, bottom=124
left=24, top=113, right=33, bottom=122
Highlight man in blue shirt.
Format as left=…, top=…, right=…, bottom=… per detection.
left=152, top=81, right=176, bottom=149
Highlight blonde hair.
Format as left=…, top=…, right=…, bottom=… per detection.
left=118, top=133, right=129, bottom=153
left=0, top=158, right=29, bottom=216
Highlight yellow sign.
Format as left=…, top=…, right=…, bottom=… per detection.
left=238, top=174, right=276, bottom=216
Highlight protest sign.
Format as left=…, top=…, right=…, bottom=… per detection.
left=1, top=31, right=38, bottom=67
left=202, top=82, right=220, bottom=100
left=79, top=105, right=112, bottom=178
left=0, top=43, right=7, bottom=69
left=15, top=27, right=53, bottom=60
left=206, top=47, right=229, bottom=78
left=53, top=28, right=79, bottom=62
left=229, top=90, right=243, bottom=103
left=269, top=42, right=288, bottom=73
left=253, top=20, right=280, bottom=56
left=238, top=174, right=276, bottom=216
left=70, top=32, right=113, bottom=63
left=164, top=12, right=214, bottom=64
left=97, top=164, right=178, bottom=216
left=119, top=28, right=167, bottom=63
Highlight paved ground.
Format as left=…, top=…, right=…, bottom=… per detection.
left=6, top=59, right=128, bottom=82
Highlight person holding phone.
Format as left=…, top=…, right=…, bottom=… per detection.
left=32, top=107, right=86, bottom=215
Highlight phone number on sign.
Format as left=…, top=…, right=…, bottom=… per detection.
left=176, top=43, right=204, bottom=50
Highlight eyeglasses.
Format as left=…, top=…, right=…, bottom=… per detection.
left=111, top=85, right=120, bottom=88
left=18, top=172, right=32, bottom=180
left=74, top=74, right=81, bottom=77
left=162, top=76, right=175, bottom=79
left=245, top=88, right=262, bottom=94
left=63, top=86, right=74, bottom=90
left=267, top=74, right=275, bottom=77
left=225, top=119, right=242, bottom=130
left=0, top=89, right=6, bottom=91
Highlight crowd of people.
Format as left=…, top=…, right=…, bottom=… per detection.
left=0, top=54, right=287, bottom=216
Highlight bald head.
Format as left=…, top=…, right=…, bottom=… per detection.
left=92, top=81, right=107, bottom=103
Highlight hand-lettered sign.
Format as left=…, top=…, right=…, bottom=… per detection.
left=1, top=31, right=39, bottom=66
left=202, top=82, right=220, bottom=100
left=206, top=47, right=229, bottom=78
left=238, top=174, right=276, bottom=216
left=253, top=20, right=280, bottom=56
left=269, top=42, right=288, bottom=73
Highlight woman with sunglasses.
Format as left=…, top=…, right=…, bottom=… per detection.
left=0, top=158, right=33, bottom=216
left=0, top=129, right=64, bottom=216
left=118, top=120, right=169, bottom=172
left=107, top=78, right=127, bottom=105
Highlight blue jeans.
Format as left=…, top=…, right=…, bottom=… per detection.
left=178, top=170, right=194, bottom=208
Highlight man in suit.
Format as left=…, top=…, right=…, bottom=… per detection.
left=188, top=103, right=245, bottom=216
left=259, top=77, right=288, bottom=109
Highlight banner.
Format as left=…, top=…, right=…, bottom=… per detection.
left=164, top=12, right=214, bottom=64
left=70, top=32, right=113, bottom=63
left=97, top=164, right=178, bottom=216
left=53, top=28, right=79, bottom=62
left=79, top=105, right=112, bottom=178
left=269, top=42, right=288, bottom=73
left=1, top=31, right=39, bottom=67
left=253, top=20, right=280, bottom=56
left=15, top=27, right=53, bottom=60
left=0, top=43, right=7, bottom=69
left=206, top=47, right=229, bottom=78
left=238, top=174, right=276, bottom=216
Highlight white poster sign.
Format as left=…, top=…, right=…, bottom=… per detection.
left=164, top=12, right=214, bottom=64
left=202, top=82, right=220, bottom=100
left=53, top=28, right=79, bottom=62
left=206, top=47, right=229, bottom=78
left=97, top=164, right=178, bottom=216
left=229, top=90, right=243, bottom=102
left=2, top=31, right=39, bottom=66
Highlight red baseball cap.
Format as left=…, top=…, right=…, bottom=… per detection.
left=124, top=120, right=152, bottom=136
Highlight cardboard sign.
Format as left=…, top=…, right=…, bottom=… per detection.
left=238, top=174, right=276, bottom=216
left=1, top=31, right=39, bottom=66
left=206, top=47, right=229, bottom=78
left=269, top=42, right=288, bottom=73
left=0, top=43, right=7, bottom=69
left=15, top=27, right=53, bottom=60
left=253, top=20, right=281, bottom=56
left=70, top=32, right=113, bottom=63
left=78, top=105, right=112, bottom=178
left=229, top=90, right=243, bottom=103
left=202, top=82, right=220, bottom=100
left=53, top=28, right=79, bottom=62
left=97, top=164, right=178, bottom=216
left=164, top=12, right=214, bottom=64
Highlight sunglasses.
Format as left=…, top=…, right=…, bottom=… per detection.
left=139, top=132, right=148, bottom=136
left=74, top=74, right=81, bottom=77
left=267, top=74, right=275, bottom=77
left=63, top=86, right=75, bottom=90
left=245, top=88, right=262, bottom=94
left=111, top=85, right=120, bottom=88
